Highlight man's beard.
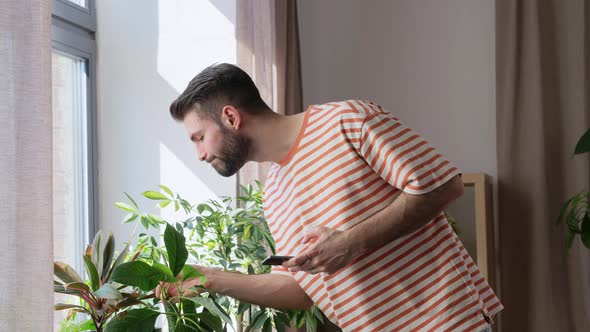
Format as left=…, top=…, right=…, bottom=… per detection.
left=212, top=128, right=250, bottom=177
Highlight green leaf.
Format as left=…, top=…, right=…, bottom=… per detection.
left=54, top=262, right=83, bottom=284
left=247, top=310, right=267, bottom=331
left=181, top=297, right=197, bottom=316
left=187, top=297, right=234, bottom=329
left=64, top=282, right=91, bottom=293
left=163, top=303, right=178, bottom=332
left=159, top=200, right=172, bottom=208
left=274, top=317, right=286, bottom=332
left=148, top=213, right=164, bottom=223
left=305, top=315, right=316, bottom=332
left=83, top=255, right=100, bottom=291
left=54, top=303, right=90, bottom=312
left=142, top=190, right=168, bottom=200
left=244, top=224, right=252, bottom=239
left=124, top=192, right=139, bottom=209
left=79, top=319, right=96, bottom=330
left=197, top=204, right=214, bottom=215
left=53, top=283, right=80, bottom=296
left=94, top=283, right=123, bottom=299
left=164, top=223, right=188, bottom=277
left=104, top=308, right=159, bottom=332
left=196, top=311, right=223, bottom=332
left=151, top=262, right=178, bottom=282
left=114, top=296, right=144, bottom=309
left=311, top=305, right=324, bottom=323
left=140, top=216, right=150, bottom=229
left=102, top=232, right=115, bottom=280
left=159, top=184, right=174, bottom=197
left=274, top=312, right=290, bottom=332
left=237, top=301, right=250, bottom=316
left=263, top=318, right=273, bottom=332
left=581, top=213, right=590, bottom=249
left=566, top=208, right=580, bottom=233
left=122, top=213, right=138, bottom=223
left=556, top=196, right=574, bottom=225
left=106, top=242, right=130, bottom=282
left=174, top=320, right=190, bottom=332
left=111, top=261, right=175, bottom=291
left=91, top=230, right=103, bottom=272
left=181, top=265, right=205, bottom=283
left=574, top=128, right=590, bottom=154
left=115, top=202, right=136, bottom=213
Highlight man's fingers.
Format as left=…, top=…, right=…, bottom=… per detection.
left=284, top=249, right=312, bottom=267
left=308, top=266, right=325, bottom=275
left=302, top=227, right=327, bottom=244
left=301, top=232, right=318, bottom=244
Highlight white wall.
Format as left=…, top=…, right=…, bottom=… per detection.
left=298, top=0, right=496, bottom=178
left=96, top=0, right=237, bottom=247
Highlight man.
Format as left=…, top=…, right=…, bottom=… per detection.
left=162, top=63, right=502, bottom=331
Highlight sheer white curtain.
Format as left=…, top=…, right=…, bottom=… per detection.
left=0, top=0, right=53, bottom=330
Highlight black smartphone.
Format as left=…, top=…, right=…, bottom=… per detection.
left=261, top=255, right=294, bottom=266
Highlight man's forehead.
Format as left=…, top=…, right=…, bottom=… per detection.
left=184, top=111, right=210, bottom=125
left=183, top=112, right=217, bottom=133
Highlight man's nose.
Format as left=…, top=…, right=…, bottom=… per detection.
left=198, top=150, right=207, bottom=162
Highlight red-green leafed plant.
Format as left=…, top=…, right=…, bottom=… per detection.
left=53, top=230, right=154, bottom=331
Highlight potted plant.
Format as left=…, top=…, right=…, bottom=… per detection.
left=54, top=229, right=158, bottom=331
left=120, top=182, right=325, bottom=332
left=556, top=128, right=590, bottom=251
left=55, top=183, right=324, bottom=332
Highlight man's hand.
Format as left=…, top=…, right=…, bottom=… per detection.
left=154, top=265, right=214, bottom=303
left=283, top=227, right=356, bottom=275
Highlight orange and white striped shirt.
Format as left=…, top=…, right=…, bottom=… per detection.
left=263, top=100, right=503, bottom=331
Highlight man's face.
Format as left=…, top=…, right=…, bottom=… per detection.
left=183, top=111, right=250, bottom=177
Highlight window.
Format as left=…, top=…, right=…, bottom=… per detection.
left=52, top=0, right=97, bottom=329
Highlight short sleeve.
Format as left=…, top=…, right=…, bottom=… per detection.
left=357, top=111, right=460, bottom=194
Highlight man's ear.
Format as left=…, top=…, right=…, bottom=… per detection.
left=220, top=105, right=241, bottom=130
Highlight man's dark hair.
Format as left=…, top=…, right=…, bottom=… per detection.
left=169, top=63, right=269, bottom=122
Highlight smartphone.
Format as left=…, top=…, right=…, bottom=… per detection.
left=261, top=255, right=294, bottom=266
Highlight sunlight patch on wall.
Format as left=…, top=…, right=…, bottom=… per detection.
left=159, top=142, right=219, bottom=221
left=157, top=0, right=236, bottom=93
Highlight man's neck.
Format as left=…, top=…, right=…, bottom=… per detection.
left=245, top=111, right=307, bottom=164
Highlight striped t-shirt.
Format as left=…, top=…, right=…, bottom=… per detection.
left=262, top=100, right=503, bottom=331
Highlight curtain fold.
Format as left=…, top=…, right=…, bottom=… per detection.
left=0, top=0, right=53, bottom=330
left=236, top=0, right=304, bottom=188
left=496, top=0, right=590, bottom=331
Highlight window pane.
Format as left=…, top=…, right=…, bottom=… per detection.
left=66, top=0, right=87, bottom=9
left=52, top=50, right=90, bottom=329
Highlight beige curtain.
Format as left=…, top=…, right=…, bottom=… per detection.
left=496, top=0, right=590, bottom=331
left=236, top=0, right=304, bottom=189
left=0, top=0, right=53, bottom=330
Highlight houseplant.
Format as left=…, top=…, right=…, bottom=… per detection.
left=556, top=128, right=590, bottom=252
left=54, top=222, right=228, bottom=332
left=55, top=183, right=324, bottom=331
left=54, top=229, right=160, bottom=331
left=121, top=182, right=325, bottom=332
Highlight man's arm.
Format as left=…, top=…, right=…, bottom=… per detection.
left=284, top=174, right=464, bottom=274
left=161, top=265, right=314, bottom=310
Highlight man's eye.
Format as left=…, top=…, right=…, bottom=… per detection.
left=199, top=136, right=204, bottom=142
